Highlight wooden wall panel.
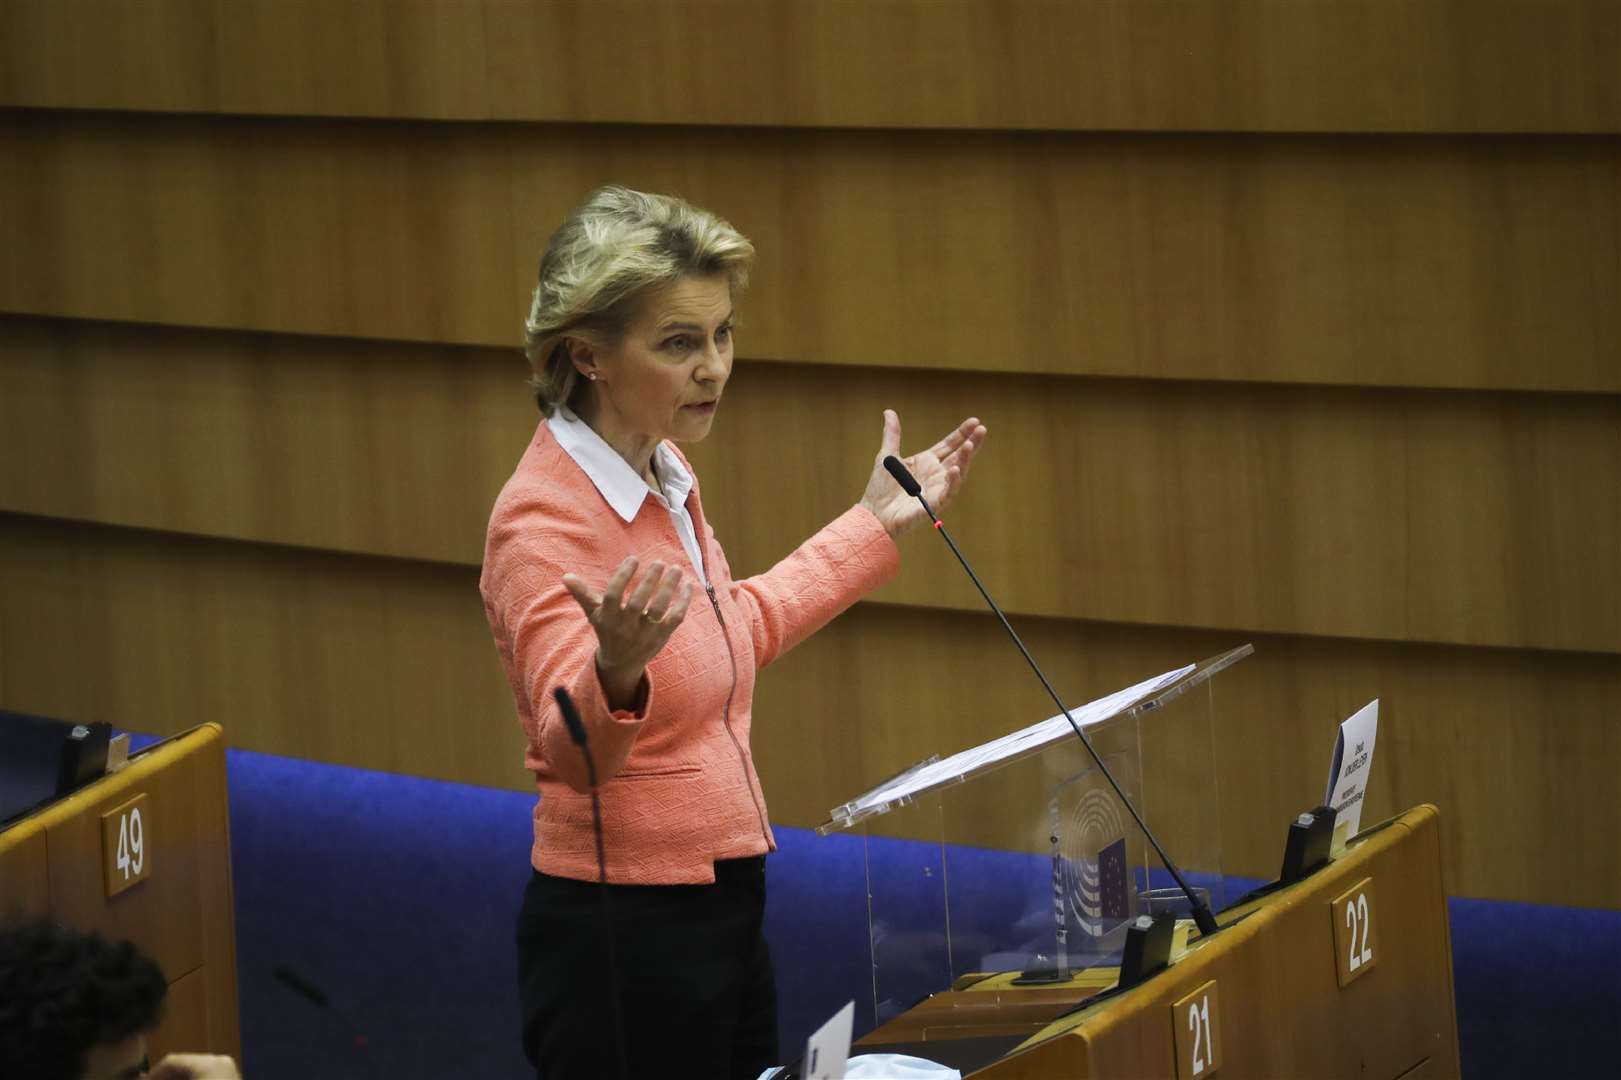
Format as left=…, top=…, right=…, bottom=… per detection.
left=486, top=0, right=1621, bottom=134
left=1, top=0, right=1614, bottom=928
left=0, top=0, right=492, bottom=121
left=0, top=318, right=533, bottom=566
left=0, top=114, right=515, bottom=348
left=3, top=113, right=1618, bottom=393
left=2, top=1, right=1617, bottom=134
left=2, top=513, right=1614, bottom=908
left=0, top=514, right=527, bottom=792
left=4, top=318, right=1615, bottom=652
left=699, top=366, right=1620, bottom=654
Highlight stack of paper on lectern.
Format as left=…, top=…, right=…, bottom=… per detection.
left=823, top=663, right=1196, bottom=832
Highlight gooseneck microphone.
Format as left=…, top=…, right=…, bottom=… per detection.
left=552, top=687, right=629, bottom=1080
left=270, top=964, right=383, bottom=1080
left=882, top=454, right=923, bottom=497
left=882, top=455, right=1221, bottom=938
left=554, top=686, right=608, bottom=884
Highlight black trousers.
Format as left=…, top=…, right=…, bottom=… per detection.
left=516, top=857, right=779, bottom=1080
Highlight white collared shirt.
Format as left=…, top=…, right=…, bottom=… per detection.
left=546, top=407, right=710, bottom=588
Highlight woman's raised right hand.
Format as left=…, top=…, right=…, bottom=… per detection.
left=562, top=557, right=694, bottom=710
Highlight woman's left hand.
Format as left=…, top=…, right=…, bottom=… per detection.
left=147, top=1054, right=242, bottom=1080
left=859, top=409, right=987, bottom=538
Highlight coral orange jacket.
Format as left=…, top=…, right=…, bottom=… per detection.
left=481, top=420, right=899, bottom=884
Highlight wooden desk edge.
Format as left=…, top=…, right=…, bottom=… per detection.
left=1009, top=804, right=1443, bottom=1054
left=1, top=723, right=225, bottom=842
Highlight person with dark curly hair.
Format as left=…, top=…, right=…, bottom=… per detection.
left=0, top=919, right=240, bottom=1080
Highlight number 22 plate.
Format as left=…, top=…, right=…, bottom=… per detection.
left=1330, top=876, right=1378, bottom=987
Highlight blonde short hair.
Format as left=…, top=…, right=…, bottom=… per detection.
left=523, top=186, right=756, bottom=415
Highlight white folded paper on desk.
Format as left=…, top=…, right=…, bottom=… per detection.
left=1325, top=699, right=1378, bottom=837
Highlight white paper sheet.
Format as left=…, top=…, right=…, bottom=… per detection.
left=802, top=1000, right=854, bottom=1080
left=1325, top=699, right=1378, bottom=836
left=831, top=663, right=1196, bottom=825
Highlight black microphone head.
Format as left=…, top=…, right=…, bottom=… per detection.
left=882, top=455, right=922, bottom=497
left=553, top=686, right=588, bottom=746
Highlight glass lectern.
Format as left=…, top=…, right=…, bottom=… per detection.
left=817, top=645, right=1253, bottom=1027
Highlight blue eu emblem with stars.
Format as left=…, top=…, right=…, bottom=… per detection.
left=1097, top=838, right=1129, bottom=921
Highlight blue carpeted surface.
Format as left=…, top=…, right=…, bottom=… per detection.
left=39, top=736, right=1621, bottom=1077
left=224, top=748, right=536, bottom=1078
left=1449, top=895, right=1617, bottom=1078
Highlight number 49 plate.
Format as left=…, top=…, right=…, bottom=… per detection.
left=101, top=793, right=151, bottom=898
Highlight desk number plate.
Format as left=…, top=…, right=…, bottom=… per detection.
left=101, top=794, right=151, bottom=897
left=1330, top=876, right=1377, bottom=987
left=1171, top=978, right=1222, bottom=1078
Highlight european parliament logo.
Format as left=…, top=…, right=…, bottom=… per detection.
left=1076, top=837, right=1130, bottom=934
left=1058, top=781, right=1133, bottom=941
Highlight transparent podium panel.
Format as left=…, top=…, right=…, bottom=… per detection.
left=825, top=647, right=1250, bottom=1023
left=861, top=796, right=951, bottom=1027
left=1048, top=743, right=1146, bottom=973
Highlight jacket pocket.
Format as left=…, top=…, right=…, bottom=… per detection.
left=613, top=762, right=703, bottom=781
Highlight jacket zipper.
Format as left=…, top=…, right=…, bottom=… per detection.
left=707, top=583, right=771, bottom=845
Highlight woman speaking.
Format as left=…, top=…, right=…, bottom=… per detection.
left=480, top=186, right=985, bottom=1079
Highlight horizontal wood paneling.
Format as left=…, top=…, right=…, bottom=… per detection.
left=0, top=114, right=516, bottom=348
left=0, top=318, right=533, bottom=567
left=0, top=513, right=526, bottom=791
left=1, top=1, right=1617, bottom=134
left=2, top=3, right=1615, bottom=928
left=2, top=513, right=1615, bottom=907
left=0, top=0, right=493, bottom=122
left=3, top=113, right=1617, bottom=393
left=703, top=365, right=1620, bottom=654
left=3, top=317, right=1615, bottom=652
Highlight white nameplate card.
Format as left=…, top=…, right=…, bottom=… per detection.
left=1325, top=699, right=1378, bottom=843
left=803, top=1000, right=854, bottom=1080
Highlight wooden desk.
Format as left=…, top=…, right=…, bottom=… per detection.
left=860, top=805, right=1460, bottom=1079
left=0, top=723, right=240, bottom=1061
